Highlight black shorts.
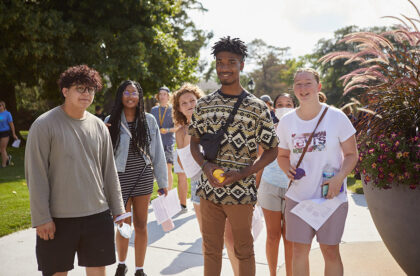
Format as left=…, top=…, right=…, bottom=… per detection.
left=0, top=130, right=10, bottom=138
left=36, top=210, right=115, bottom=276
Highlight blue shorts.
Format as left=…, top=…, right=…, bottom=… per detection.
left=190, top=174, right=201, bottom=204
left=163, top=145, right=174, bottom=164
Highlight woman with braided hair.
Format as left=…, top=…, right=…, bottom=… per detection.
left=105, top=80, right=168, bottom=276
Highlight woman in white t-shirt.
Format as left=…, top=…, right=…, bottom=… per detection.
left=256, top=93, right=295, bottom=276
left=277, top=68, right=358, bottom=276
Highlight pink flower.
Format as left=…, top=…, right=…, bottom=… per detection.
left=394, top=141, right=400, bottom=147
left=365, top=175, right=371, bottom=182
left=369, top=148, right=375, bottom=154
left=409, top=185, right=417, bottom=190
left=378, top=173, right=385, bottom=179
left=378, top=167, right=384, bottom=173
left=388, top=172, right=395, bottom=178
left=371, top=163, right=377, bottom=169
left=363, top=169, right=367, bottom=174
left=387, top=159, right=395, bottom=165
left=391, top=133, right=397, bottom=139
left=404, top=172, right=410, bottom=179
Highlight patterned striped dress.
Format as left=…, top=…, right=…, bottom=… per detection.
left=118, top=122, right=154, bottom=205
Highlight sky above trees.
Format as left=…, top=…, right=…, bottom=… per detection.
left=189, top=0, right=417, bottom=71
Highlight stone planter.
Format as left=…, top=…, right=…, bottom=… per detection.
left=362, top=174, right=420, bottom=275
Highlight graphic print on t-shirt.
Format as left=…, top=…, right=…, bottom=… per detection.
left=292, top=130, right=326, bottom=153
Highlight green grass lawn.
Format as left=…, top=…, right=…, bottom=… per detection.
left=0, top=146, right=30, bottom=237
left=0, top=132, right=191, bottom=237
left=347, top=174, right=364, bottom=194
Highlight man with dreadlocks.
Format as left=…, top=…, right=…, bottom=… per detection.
left=189, top=37, right=279, bottom=276
left=25, top=65, right=126, bottom=276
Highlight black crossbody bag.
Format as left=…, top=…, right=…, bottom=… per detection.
left=200, top=91, right=248, bottom=161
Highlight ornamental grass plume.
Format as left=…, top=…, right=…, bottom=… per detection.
left=319, top=0, right=420, bottom=189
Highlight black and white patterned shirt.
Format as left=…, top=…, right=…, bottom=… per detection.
left=189, top=90, right=279, bottom=205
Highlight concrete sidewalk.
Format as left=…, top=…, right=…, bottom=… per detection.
left=0, top=193, right=405, bottom=275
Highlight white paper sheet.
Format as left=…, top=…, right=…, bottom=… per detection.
left=176, top=145, right=201, bottom=178
left=290, top=197, right=344, bottom=231
left=151, top=189, right=181, bottom=224
left=252, top=205, right=264, bottom=241
left=12, top=139, right=21, bottom=148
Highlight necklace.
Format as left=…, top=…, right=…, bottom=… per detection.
left=158, top=105, right=168, bottom=127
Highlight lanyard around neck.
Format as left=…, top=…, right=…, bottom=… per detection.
left=158, top=106, right=168, bottom=127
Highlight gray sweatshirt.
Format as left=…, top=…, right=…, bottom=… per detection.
left=25, top=106, right=125, bottom=227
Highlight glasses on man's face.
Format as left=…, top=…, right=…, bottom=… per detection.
left=75, top=86, right=96, bottom=95
left=123, top=91, right=139, bottom=98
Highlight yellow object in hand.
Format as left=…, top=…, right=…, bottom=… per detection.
left=213, top=169, right=225, bottom=183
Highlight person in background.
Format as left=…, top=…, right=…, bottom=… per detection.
left=171, top=83, right=205, bottom=228
left=318, top=91, right=327, bottom=103
left=0, top=100, right=18, bottom=168
left=189, top=36, right=279, bottom=276
left=173, top=147, right=188, bottom=213
left=150, top=87, right=179, bottom=191
left=277, top=68, right=358, bottom=276
left=25, top=65, right=126, bottom=276
left=261, top=94, right=279, bottom=124
left=94, top=105, right=106, bottom=121
left=342, top=105, right=357, bottom=127
left=106, top=80, right=168, bottom=276
left=256, top=93, right=295, bottom=276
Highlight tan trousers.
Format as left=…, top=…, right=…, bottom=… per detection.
left=200, top=198, right=255, bottom=276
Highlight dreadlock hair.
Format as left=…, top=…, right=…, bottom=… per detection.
left=108, top=80, right=150, bottom=157
left=211, top=36, right=248, bottom=60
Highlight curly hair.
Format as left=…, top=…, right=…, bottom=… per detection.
left=108, top=80, right=150, bottom=156
left=171, top=83, right=204, bottom=126
left=211, top=36, right=248, bottom=60
left=57, top=65, right=103, bottom=91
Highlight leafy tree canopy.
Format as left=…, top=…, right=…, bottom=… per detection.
left=0, top=0, right=211, bottom=132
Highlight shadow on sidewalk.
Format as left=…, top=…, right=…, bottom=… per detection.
left=160, top=237, right=204, bottom=275
left=350, top=193, right=368, bottom=207
left=145, top=214, right=196, bottom=245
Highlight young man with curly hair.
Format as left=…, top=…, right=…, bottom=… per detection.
left=25, top=65, right=126, bottom=276
left=189, top=37, right=279, bottom=276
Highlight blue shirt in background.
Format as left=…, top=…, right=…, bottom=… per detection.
left=150, top=105, right=175, bottom=147
left=0, top=110, right=12, bottom=132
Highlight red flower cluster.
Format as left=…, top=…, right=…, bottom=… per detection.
left=357, top=132, right=419, bottom=189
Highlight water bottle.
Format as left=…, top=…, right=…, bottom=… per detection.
left=322, top=165, right=343, bottom=197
